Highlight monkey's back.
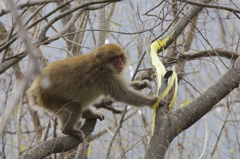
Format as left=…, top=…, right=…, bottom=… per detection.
left=28, top=53, right=105, bottom=112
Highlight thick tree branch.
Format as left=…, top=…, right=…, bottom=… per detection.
left=19, top=119, right=97, bottom=159
left=146, top=56, right=240, bottom=158
left=175, top=58, right=240, bottom=131
left=146, top=0, right=213, bottom=158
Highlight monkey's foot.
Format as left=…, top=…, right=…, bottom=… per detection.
left=62, top=129, right=85, bottom=142
left=159, top=100, right=166, bottom=107
left=142, top=79, right=152, bottom=89
left=95, top=110, right=104, bottom=121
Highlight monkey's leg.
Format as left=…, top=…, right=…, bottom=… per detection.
left=56, top=106, right=85, bottom=141
left=82, top=107, right=104, bottom=121
left=130, top=79, right=152, bottom=90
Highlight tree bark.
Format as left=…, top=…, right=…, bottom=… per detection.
left=96, top=7, right=106, bottom=48
left=19, top=119, right=97, bottom=159
left=146, top=56, right=240, bottom=158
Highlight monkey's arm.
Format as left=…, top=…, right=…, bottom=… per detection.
left=105, top=78, right=158, bottom=107
left=130, top=79, right=152, bottom=91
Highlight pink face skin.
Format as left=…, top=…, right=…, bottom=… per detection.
left=114, top=54, right=124, bottom=73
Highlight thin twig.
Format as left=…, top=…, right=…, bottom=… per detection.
left=0, top=0, right=74, bottom=50
left=178, top=0, right=240, bottom=14
left=210, top=109, right=229, bottom=157
left=143, top=1, right=165, bottom=15
left=0, top=0, right=40, bottom=137
left=105, top=105, right=128, bottom=159
left=0, top=0, right=58, bottom=16
left=198, top=116, right=208, bottom=159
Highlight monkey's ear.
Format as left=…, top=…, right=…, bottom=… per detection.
left=94, top=51, right=102, bottom=63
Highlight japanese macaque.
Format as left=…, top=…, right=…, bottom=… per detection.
left=27, top=44, right=158, bottom=141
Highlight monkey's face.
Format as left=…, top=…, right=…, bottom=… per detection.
left=93, top=44, right=128, bottom=74
left=113, top=54, right=124, bottom=73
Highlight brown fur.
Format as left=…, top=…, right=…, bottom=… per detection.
left=27, top=44, right=158, bottom=141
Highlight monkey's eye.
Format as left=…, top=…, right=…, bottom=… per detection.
left=113, top=54, right=124, bottom=62
left=115, top=54, right=123, bottom=58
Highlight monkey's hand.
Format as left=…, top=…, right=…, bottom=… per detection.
left=140, top=79, right=152, bottom=89
left=150, top=97, right=166, bottom=108
left=150, top=96, right=159, bottom=106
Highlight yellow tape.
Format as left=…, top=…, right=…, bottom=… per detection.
left=149, top=31, right=178, bottom=134
left=168, top=71, right=178, bottom=108
left=87, top=141, right=93, bottom=155
left=180, top=99, right=190, bottom=108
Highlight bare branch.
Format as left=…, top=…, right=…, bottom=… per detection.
left=163, top=48, right=239, bottom=67
left=0, top=0, right=59, bottom=16
left=146, top=0, right=213, bottom=158
left=0, top=0, right=40, bottom=137
left=210, top=109, right=229, bottom=157
left=0, top=1, right=120, bottom=75
left=38, top=0, right=120, bottom=40
left=179, top=48, right=239, bottom=60
left=0, top=0, right=73, bottom=52
left=153, top=0, right=212, bottom=53
left=96, top=6, right=106, bottom=48
left=19, top=119, right=97, bottom=159
left=178, top=0, right=240, bottom=14
left=146, top=56, right=240, bottom=158
left=105, top=105, right=128, bottom=159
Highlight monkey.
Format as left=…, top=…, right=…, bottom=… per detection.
left=27, top=44, right=159, bottom=141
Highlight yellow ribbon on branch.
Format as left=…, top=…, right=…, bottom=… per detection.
left=149, top=31, right=178, bottom=134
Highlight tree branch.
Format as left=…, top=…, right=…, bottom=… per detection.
left=178, top=0, right=240, bottom=14
left=162, top=48, right=239, bottom=67
left=146, top=0, right=214, bottom=158
left=153, top=0, right=212, bottom=53
left=19, top=119, right=97, bottom=159
left=0, top=0, right=73, bottom=51
left=38, top=0, right=119, bottom=40
left=0, top=0, right=59, bottom=17
left=146, top=56, right=240, bottom=159
left=0, top=1, right=121, bottom=75
left=179, top=48, right=239, bottom=59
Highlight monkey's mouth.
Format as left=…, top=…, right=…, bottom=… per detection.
left=116, top=68, right=123, bottom=73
